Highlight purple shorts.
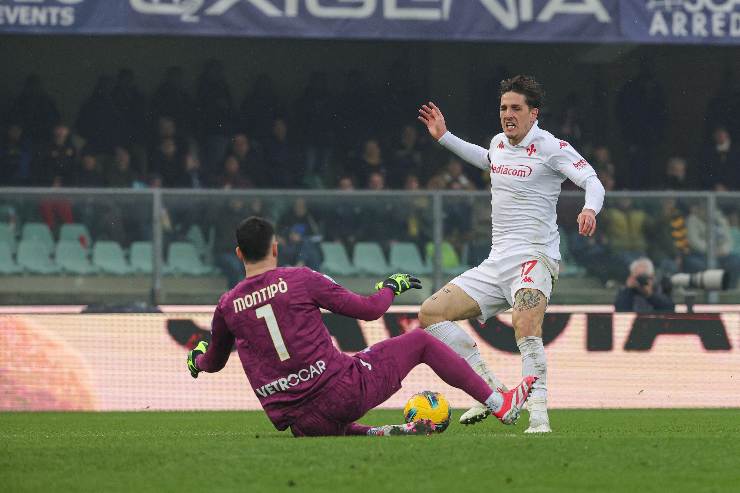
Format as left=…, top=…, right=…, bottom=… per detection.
left=290, top=337, right=406, bottom=437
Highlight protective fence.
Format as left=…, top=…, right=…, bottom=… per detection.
left=2, top=306, right=739, bottom=412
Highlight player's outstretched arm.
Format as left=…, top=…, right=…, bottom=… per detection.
left=418, top=101, right=489, bottom=170
left=187, top=306, right=235, bottom=378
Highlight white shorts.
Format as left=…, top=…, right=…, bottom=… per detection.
left=449, top=253, right=559, bottom=322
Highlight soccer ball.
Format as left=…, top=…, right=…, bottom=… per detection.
left=403, top=391, right=451, bottom=433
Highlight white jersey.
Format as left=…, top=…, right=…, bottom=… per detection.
left=485, top=121, right=596, bottom=260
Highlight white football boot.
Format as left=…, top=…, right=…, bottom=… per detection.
left=524, top=396, right=551, bottom=433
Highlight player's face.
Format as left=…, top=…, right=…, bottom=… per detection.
left=500, top=92, right=539, bottom=145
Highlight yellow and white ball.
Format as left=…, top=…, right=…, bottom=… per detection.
left=403, top=391, right=451, bottom=432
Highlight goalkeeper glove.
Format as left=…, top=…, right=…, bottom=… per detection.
left=187, top=340, right=209, bottom=379
left=375, top=273, right=422, bottom=296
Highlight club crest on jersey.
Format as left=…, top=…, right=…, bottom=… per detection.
left=559, top=141, right=569, bottom=149
left=526, top=144, right=537, bottom=156
left=497, top=141, right=505, bottom=150
left=490, top=163, right=532, bottom=178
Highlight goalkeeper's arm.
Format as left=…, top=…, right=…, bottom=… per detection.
left=187, top=305, right=235, bottom=378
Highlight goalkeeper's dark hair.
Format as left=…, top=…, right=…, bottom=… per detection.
left=236, top=216, right=275, bottom=262
left=499, top=75, right=545, bottom=109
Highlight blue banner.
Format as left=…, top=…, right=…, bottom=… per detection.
left=0, top=1, right=738, bottom=44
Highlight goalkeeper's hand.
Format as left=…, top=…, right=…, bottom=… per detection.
left=187, top=340, right=208, bottom=379
left=375, top=273, right=422, bottom=296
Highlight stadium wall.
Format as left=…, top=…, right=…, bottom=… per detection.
left=2, top=306, right=739, bottom=412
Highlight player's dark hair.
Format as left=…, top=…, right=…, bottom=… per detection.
left=236, top=216, right=275, bottom=262
left=500, top=75, right=545, bottom=109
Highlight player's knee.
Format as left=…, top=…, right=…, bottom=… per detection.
left=419, top=298, right=445, bottom=328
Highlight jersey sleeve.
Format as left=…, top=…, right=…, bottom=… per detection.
left=196, top=300, right=235, bottom=373
left=438, top=131, right=490, bottom=170
left=544, top=140, right=597, bottom=188
left=307, top=269, right=395, bottom=321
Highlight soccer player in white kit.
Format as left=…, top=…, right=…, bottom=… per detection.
left=417, top=75, right=605, bottom=433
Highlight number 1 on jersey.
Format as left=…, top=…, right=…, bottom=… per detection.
left=255, top=304, right=290, bottom=362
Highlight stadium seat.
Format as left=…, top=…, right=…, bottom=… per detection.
left=558, top=228, right=586, bottom=277
left=389, top=242, right=432, bottom=275
left=425, top=241, right=468, bottom=276
left=0, top=223, right=17, bottom=254
left=59, top=223, right=93, bottom=250
left=353, top=242, right=392, bottom=275
left=0, top=242, right=22, bottom=274
left=130, top=241, right=153, bottom=274
left=21, top=222, right=54, bottom=251
left=186, top=224, right=213, bottom=263
left=166, top=241, right=214, bottom=275
left=92, top=241, right=132, bottom=275
left=319, top=242, right=358, bottom=276
left=16, top=239, right=60, bottom=274
left=731, top=227, right=740, bottom=256
left=55, top=241, right=98, bottom=275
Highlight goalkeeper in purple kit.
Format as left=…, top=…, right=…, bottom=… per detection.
left=187, top=216, right=536, bottom=437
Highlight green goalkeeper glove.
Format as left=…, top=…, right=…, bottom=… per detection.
left=187, top=340, right=209, bottom=379
left=375, top=273, right=422, bottom=296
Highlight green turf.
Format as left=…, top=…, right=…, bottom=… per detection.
left=2, top=409, right=739, bottom=493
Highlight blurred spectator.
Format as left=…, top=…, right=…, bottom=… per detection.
left=685, top=203, right=740, bottom=287
left=389, top=124, right=424, bottom=187
left=616, top=61, right=667, bottom=188
left=216, top=155, right=253, bottom=189
left=112, top=68, right=147, bottom=146
left=556, top=93, right=585, bottom=150
left=277, top=198, right=322, bottom=269
left=699, top=126, right=739, bottom=191
left=295, top=72, right=335, bottom=184
left=263, top=118, right=301, bottom=188
left=439, top=157, right=476, bottom=191
left=0, top=124, right=33, bottom=185
left=647, top=198, right=690, bottom=274
left=38, top=175, right=74, bottom=232
left=151, top=66, right=194, bottom=137
left=278, top=198, right=321, bottom=239
left=663, top=156, right=691, bottom=190
left=150, top=138, right=185, bottom=187
left=614, top=257, right=675, bottom=313
left=602, top=197, right=648, bottom=276
left=39, top=124, right=76, bottom=186
left=398, top=174, right=431, bottom=247
left=590, top=145, right=616, bottom=178
left=354, top=138, right=386, bottom=188
left=75, top=151, right=105, bottom=187
left=230, top=133, right=265, bottom=185
left=76, top=75, right=123, bottom=153
left=240, top=74, right=284, bottom=142
left=8, top=74, right=60, bottom=142
left=106, top=147, right=136, bottom=187
left=326, top=175, right=364, bottom=250
left=170, top=151, right=204, bottom=189
left=196, top=59, right=235, bottom=171
left=361, top=172, right=402, bottom=243
left=211, top=198, right=248, bottom=288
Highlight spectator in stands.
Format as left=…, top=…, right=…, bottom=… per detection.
left=150, top=138, right=185, bottom=187
left=647, top=198, right=690, bottom=274
left=196, top=59, right=235, bottom=171
left=278, top=197, right=321, bottom=240
left=326, top=175, right=363, bottom=250
left=215, top=155, right=253, bottom=189
left=663, top=156, right=692, bottom=190
left=360, top=172, right=402, bottom=244
left=398, top=174, right=431, bottom=247
left=263, top=117, right=301, bottom=188
left=390, top=124, right=424, bottom=187
left=439, top=157, right=476, bottom=191
left=277, top=197, right=322, bottom=269
left=614, top=257, right=674, bottom=313
left=76, top=75, right=123, bottom=153
left=230, top=133, right=264, bottom=185
left=112, top=68, right=147, bottom=146
left=685, top=203, right=740, bottom=287
left=170, top=151, right=204, bottom=189
left=39, top=124, right=76, bottom=186
left=240, top=73, right=284, bottom=142
left=295, top=71, right=335, bottom=184
left=106, top=146, right=136, bottom=187
left=591, top=145, right=617, bottom=178
left=354, top=138, right=386, bottom=189
left=151, top=66, right=194, bottom=138
left=699, top=126, right=739, bottom=191
left=211, top=197, right=248, bottom=288
left=602, top=197, right=648, bottom=277
left=38, top=175, right=74, bottom=233
left=75, top=150, right=105, bottom=187
left=0, top=124, right=33, bottom=185
left=8, top=74, right=60, bottom=142
left=556, top=92, right=585, bottom=151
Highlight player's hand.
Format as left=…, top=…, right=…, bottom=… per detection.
left=418, top=102, right=448, bottom=140
left=187, top=340, right=208, bottom=379
left=577, top=209, right=597, bottom=237
left=375, top=273, right=422, bottom=296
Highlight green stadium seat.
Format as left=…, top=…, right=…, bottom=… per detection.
left=21, top=222, right=54, bottom=251
left=92, top=241, right=132, bottom=275
left=320, top=242, right=358, bottom=276
left=731, top=227, right=740, bottom=256
left=59, top=223, right=93, bottom=250
left=425, top=241, right=469, bottom=276
left=17, top=239, right=60, bottom=274
left=0, top=223, right=17, bottom=254
left=353, top=242, right=392, bottom=275
left=55, top=241, right=98, bottom=275
left=389, top=242, right=432, bottom=275
left=130, top=241, right=153, bottom=274
left=0, top=242, right=22, bottom=274
left=186, top=224, right=214, bottom=263
left=166, top=241, right=214, bottom=275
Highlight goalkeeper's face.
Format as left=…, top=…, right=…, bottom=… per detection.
left=500, top=91, right=538, bottom=145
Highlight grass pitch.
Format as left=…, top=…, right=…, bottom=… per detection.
left=2, top=409, right=738, bottom=493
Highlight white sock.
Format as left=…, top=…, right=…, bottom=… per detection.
left=484, top=391, right=504, bottom=413
left=517, top=336, right=548, bottom=423
left=425, top=321, right=508, bottom=392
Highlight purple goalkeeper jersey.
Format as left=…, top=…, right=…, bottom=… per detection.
left=196, top=266, right=395, bottom=430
